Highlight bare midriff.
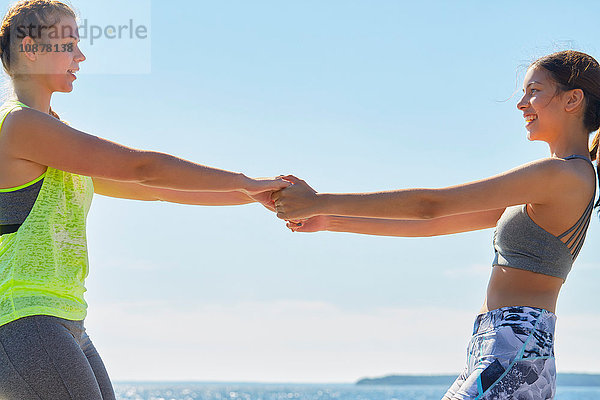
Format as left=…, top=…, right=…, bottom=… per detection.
left=479, top=265, right=563, bottom=315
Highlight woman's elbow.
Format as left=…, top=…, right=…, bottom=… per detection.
left=419, top=192, right=439, bottom=220
left=136, top=151, right=167, bottom=184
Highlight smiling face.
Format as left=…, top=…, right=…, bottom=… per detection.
left=516, top=66, right=568, bottom=142
left=18, top=15, right=86, bottom=93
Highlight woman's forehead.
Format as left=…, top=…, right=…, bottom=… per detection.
left=30, top=16, right=79, bottom=40
left=523, top=67, right=551, bottom=86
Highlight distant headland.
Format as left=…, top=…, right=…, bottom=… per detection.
left=356, top=374, right=600, bottom=387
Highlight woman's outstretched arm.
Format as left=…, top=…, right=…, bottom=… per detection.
left=286, top=207, right=505, bottom=236
left=272, top=157, right=576, bottom=220
left=92, top=177, right=276, bottom=210
left=2, top=107, right=289, bottom=195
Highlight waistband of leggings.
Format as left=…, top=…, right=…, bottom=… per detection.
left=473, top=305, right=556, bottom=334
left=2, top=315, right=86, bottom=337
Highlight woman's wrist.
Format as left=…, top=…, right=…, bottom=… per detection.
left=237, top=173, right=255, bottom=194
left=322, top=215, right=339, bottom=231
left=315, top=193, right=333, bottom=216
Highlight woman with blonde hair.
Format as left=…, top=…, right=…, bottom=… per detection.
left=0, top=1, right=288, bottom=398
left=274, top=50, right=600, bottom=399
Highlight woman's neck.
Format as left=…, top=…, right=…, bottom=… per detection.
left=548, top=123, right=591, bottom=160
left=11, top=78, right=52, bottom=114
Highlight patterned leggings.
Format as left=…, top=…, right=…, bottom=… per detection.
left=443, top=306, right=556, bottom=400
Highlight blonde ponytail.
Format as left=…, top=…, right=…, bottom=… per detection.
left=49, top=106, right=60, bottom=120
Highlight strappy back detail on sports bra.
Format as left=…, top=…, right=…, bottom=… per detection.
left=551, top=155, right=595, bottom=260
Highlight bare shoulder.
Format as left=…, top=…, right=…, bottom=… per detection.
left=0, top=106, right=54, bottom=157
left=551, top=156, right=596, bottom=206
left=527, top=157, right=597, bottom=236
left=560, top=156, right=596, bottom=185
left=0, top=108, right=49, bottom=189
left=0, top=106, right=148, bottom=181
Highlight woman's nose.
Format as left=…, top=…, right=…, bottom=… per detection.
left=75, top=45, right=86, bottom=62
left=516, top=94, right=528, bottom=110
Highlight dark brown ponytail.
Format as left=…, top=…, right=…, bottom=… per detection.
left=590, top=130, right=600, bottom=162
left=590, top=130, right=600, bottom=215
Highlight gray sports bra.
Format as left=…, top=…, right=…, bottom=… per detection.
left=492, top=154, right=597, bottom=280
left=0, top=173, right=44, bottom=235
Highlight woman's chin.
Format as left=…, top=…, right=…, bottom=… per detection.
left=54, top=83, right=74, bottom=93
left=526, top=129, right=541, bottom=141
left=526, top=135, right=548, bottom=144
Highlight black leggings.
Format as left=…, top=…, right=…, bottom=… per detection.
left=0, top=315, right=116, bottom=400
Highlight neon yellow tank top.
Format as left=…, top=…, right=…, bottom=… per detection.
left=0, top=99, right=94, bottom=327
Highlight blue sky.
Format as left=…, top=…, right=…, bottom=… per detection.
left=1, top=0, right=600, bottom=382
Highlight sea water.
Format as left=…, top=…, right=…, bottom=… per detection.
left=113, top=382, right=600, bottom=400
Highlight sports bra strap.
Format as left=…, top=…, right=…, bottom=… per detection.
left=555, top=154, right=597, bottom=259
left=557, top=199, right=594, bottom=239
left=562, top=154, right=594, bottom=165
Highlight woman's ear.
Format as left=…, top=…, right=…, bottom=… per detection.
left=20, top=36, right=38, bottom=61
left=564, top=88, right=585, bottom=114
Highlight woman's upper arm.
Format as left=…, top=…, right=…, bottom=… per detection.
left=1, top=107, right=149, bottom=181
left=428, top=157, right=570, bottom=219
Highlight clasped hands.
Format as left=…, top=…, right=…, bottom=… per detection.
left=253, top=175, right=327, bottom=233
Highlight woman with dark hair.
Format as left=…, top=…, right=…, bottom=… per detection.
left=273, top=50, right=600, bottom=399
left=0, top=1, right=287, bottom=399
